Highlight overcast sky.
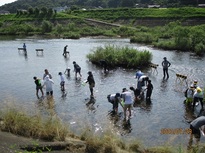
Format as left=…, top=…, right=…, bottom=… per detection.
left=0, top=0, right=17, bottom=7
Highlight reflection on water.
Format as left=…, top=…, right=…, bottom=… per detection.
left=0, top=37, right=205, bottom=148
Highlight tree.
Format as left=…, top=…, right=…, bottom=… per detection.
left=47, top=8, right=53, bottom=17
left=28, top=7, right=34, bottom=15
left=41, top=7, right=48, bottom=15
left=34, top=7, right=39, bottom=16
left=108, top=0, right=120, bottom=8
left=121, top=0, right=135, bottom=7
left=41, top=20, right=52, bottom=33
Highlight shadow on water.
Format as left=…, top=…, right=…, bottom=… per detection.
left=107, top=110, right=132, bottom=135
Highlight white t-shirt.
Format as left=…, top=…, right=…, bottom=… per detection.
left=121, top=91, right=133, bottom=105
left=139, top=75, right=147, bottom=82
left=43, top=77, right=54, bottom=92
left=60, top=75, right=65, bottom=82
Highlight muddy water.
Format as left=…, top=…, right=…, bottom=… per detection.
left=0, top=37, right=205, bottom=147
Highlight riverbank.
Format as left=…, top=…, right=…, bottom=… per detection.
left=0, top=130, right=86, bottom=153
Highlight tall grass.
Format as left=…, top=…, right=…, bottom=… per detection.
left=0, top=107, right=69, bottom=141
left=2, top=102, right=205, bottom=152
left=86, top=45, right=152, bottom=69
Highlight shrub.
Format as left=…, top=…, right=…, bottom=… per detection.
left=130, top=33, right=157, bottom=44
left=87, top=45, right=152, bottom=68
left=194, top=42, right=205, bottom=56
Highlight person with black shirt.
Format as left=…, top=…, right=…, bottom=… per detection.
left=86, top=71, right=95, bottom=97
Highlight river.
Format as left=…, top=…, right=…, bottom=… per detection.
left=0, top=36, right=205, bottom=148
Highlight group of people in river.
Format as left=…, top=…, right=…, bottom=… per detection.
left=107, top=68, right=154, bottom=121
left=32, top=46, right=205, bottom=144
left=33, top=62, right=95, bottom=99
left=106, top=56, right=173, bottom=120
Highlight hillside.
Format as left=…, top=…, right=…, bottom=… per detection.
left=0, top=0, right=204, bottom=14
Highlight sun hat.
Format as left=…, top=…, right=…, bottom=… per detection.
left=196, top=87, right=202, bottom=92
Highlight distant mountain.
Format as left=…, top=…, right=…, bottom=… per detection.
left=1, top=0, right=205, bottom=14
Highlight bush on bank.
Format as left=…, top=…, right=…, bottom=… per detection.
left=86, top=45, right=152, bottom=69
left=131, top=22, right=205, bottom=55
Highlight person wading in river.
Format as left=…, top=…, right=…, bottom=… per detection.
left=161, top=57, right=171, bottom=79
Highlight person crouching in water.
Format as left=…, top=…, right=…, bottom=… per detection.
left=107, top=93, right=123, bottom=115
left=184, top=85, right=195, bottom=106
left=193, top=87, right=204, bottom=110
left=130, top=86, right=144, bottom=103
left=137, top=75, right=149, bottom=91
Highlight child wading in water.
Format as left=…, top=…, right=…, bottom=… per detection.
left=33, top=76, right=44, bottom=99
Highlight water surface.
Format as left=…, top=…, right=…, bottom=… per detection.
left=0, top=37, right=205, bottom=147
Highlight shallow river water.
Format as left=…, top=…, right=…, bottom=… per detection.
left=0, top=37, right=205, bottom=148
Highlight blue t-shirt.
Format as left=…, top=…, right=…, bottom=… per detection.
left=136, top=71, right=144, bottom=79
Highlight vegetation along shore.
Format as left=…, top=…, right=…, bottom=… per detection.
left=1, top=6, right=205, bottom=152
left=0, top=7, right=205, bottom=55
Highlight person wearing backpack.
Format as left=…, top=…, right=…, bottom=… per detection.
left=184, top=85, right=195, bottom=106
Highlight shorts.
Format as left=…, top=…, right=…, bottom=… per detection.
left=124, top=104, right=132, bottom=110
left=76, top=68, right=81, bottom=73
left=60, top=81, right=65, bottom=86
left=113, top=100, right=119, bottom=109
left=36, top=86, right=42, bottom=90
left=89, top=83, right=95, bottom=88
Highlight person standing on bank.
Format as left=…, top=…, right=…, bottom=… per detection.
left=86, top=71, right=95, bottom=97
left=33, top=76, right=44, bottom=99
left=162, top=57, right=171, bottom=79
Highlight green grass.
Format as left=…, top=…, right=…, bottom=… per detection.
left=71, top=7, right=205, bottom=21
left=86, top=45, right=152, bottom=69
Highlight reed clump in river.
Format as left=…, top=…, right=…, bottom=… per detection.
left=86, top=45, right=152, bottom=69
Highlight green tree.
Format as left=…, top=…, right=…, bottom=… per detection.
left=34, top=7, right=39, bottom=16
left=41, top=20, right=52, bottom=33
left=121, top=0, right=134, bottom=7
left=28, top=7, right=34, bottom=15
left=108, top=0, right=120, bottom=8
left=41, top=7, right=48, bottom=15
left=174, top=27, right=191, bottom=51
left=47, top=8, right=53, bottom=17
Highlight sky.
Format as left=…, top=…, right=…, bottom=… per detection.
left=0, top=0, right=17, bottom=7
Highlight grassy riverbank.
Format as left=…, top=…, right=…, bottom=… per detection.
left=1, top=7, right=205, bottom=55
left=1, top=104, right=205, bottom=153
